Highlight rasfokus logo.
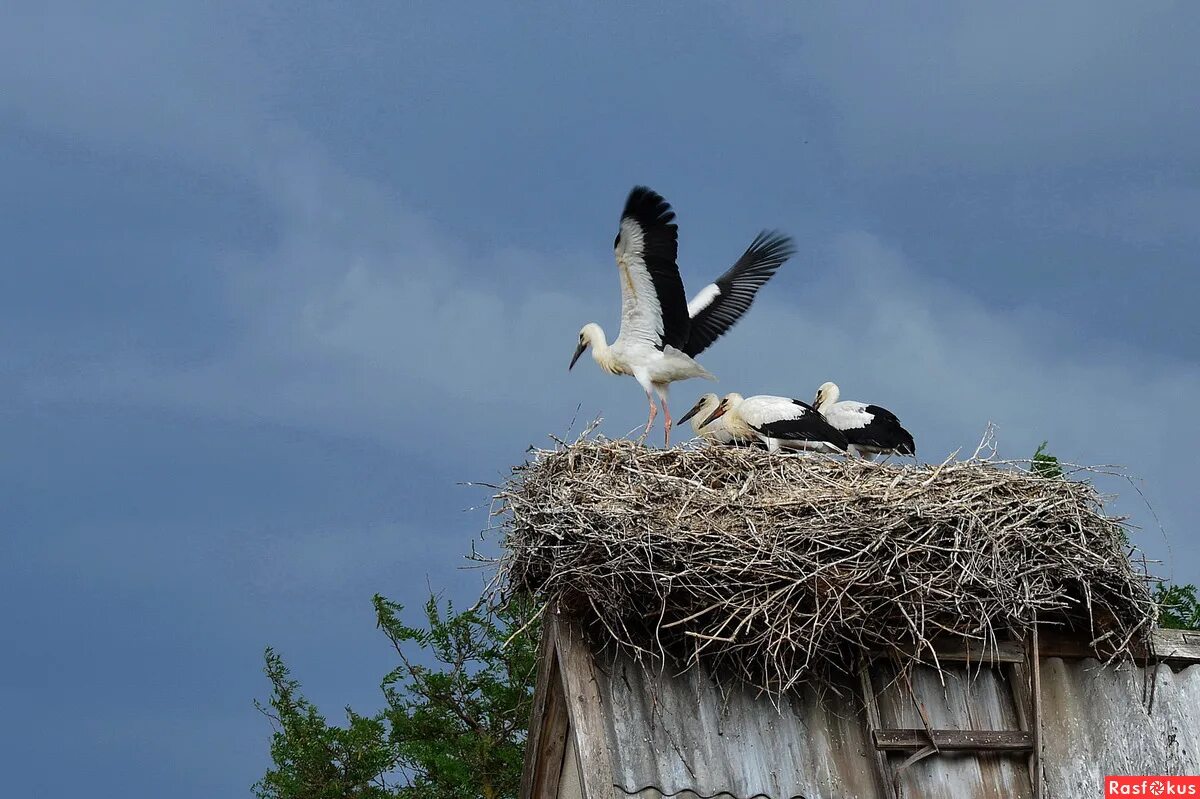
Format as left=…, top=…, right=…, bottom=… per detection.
left=1106, top=776, right=1200, bottom=796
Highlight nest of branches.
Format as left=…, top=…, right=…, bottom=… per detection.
left=493, top=437, right=1156, bottom=694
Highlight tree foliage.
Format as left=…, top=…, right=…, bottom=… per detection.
left=255, top=649, right=395, bottom=799
left=1031, top=441, right=1064, bottom=479
left=1153, top=582, right=1200, bottom=631
left=255, top=594, right=540, bottom=799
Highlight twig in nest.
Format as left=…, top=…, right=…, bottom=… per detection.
left=491, top=438, right=1156, bottom=696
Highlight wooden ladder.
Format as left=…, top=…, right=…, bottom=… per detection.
left=859, top=627, right=1043, bottom=799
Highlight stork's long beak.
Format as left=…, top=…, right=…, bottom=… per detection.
left=569, top=341, right=586, bottom=371
left=677, top=401, right=705, bottom=425
left=699, top=401, right=728, bottom=428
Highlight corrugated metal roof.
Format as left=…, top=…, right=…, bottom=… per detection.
left=586, top=647, right=1200, bottom=799
left=1040, top=658, right=1200, bottom=796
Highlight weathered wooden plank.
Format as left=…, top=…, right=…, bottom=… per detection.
left=1031, top=624, right=1044, bottom=799
left=891, top=639, right=1027, bottom=664
left=535, top=664, right=570, bottom=799
left=1151, top=628, right=1200, bottom=664
left=873, top=728, right=1034, bottom=751
left=1007, top=663, right=1031, bottom=733
left=871, top=628, right=1199, bottom=669
left=1036, top=628, right=1200, bottom=666
left=520, top=607, right=561, bottom=796
left=1036, top=632, right=1125, bottom=661
left=554, top=617, right=615, bottom=799
left=1007, top=660, right=1037, bottom=799
left=859, top=664, right=899, bottom=799
left=870, top=659, right=1035, bottom=796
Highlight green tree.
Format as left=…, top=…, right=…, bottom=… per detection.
left=1031, top=441, right=1064, bottom=479
left=1153, top=582, right=1200, bottom=631
left=255, top=594, right=540, bottom=799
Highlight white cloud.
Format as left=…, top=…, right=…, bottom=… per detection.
left=45, top=159, right=604, bottom=451
left=11, top=1, right=1196, bottom=583
left=34, top=169, right=1199, bottom=582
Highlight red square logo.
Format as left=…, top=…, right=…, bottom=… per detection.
left=1106, top=776, right=1200, bottom=796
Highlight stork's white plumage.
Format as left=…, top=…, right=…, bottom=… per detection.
left=701, top=393, right=848, bottom=454
left=678, top=393, right=741, bottom=446
left=569, top=186, right=794, bottom=446
left=812, top=382, right=915, bottom=459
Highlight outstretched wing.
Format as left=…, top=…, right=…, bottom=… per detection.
left=613, top=186, right=689, bottom=352
left=682, top=230, right=794, bottom=358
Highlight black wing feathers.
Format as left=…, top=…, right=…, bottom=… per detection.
left=620, top=186, right=689, bottom=352
left=756, top=400, right=849, bottom=449
left=716, top=230, right=796, bottom=287
left=863, top=404, right=901, bottom=425
left=683, top=230, right=795, bottom=358
left=856, top=405, right=916, bottom=454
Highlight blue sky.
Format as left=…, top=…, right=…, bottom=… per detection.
left=3, top=2, right=1198, bottom=796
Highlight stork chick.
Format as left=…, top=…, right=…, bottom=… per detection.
left=812, top=381, right=915, bottom=459
left=701, top=393, right=847, bottom=454
left=678, top=393, right=746, bottom=446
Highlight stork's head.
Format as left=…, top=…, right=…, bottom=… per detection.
left=678, top=393, right=720, bottom=428
left=569, top=323, right=602, bottom=370
left=813, top=381, right=839, bottom=411
left=701, top=392, right=743, bottom=428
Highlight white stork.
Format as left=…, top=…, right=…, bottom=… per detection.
left=700, top=393, right=848, bottom=454
left=569, top=186, right=794, bottom=446
left=812, top=382, right=915, bottom=459
left=677, top=393, right=746, bottom=447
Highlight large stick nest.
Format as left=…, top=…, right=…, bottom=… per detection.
left=494, top=438, right=1156, bottom=694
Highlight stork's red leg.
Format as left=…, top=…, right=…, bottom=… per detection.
left=643, top=391, right=658, bottom=438
left=662, top=399, right=673, bottom=447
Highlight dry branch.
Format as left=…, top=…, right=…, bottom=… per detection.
left=493, top=438, right=1156, bottom=694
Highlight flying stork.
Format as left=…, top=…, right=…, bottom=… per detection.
left=700, top=393, right=848, bottom=454
left=812, top=381, right=915, bottom=459
left=569, top=186, right=794, bottom=445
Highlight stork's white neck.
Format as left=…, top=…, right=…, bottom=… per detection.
left=722, top=395, right=753, bottom=439
left=815, top=383, right=840, bottom=413
left=582, top=323, right=623, bottom=375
